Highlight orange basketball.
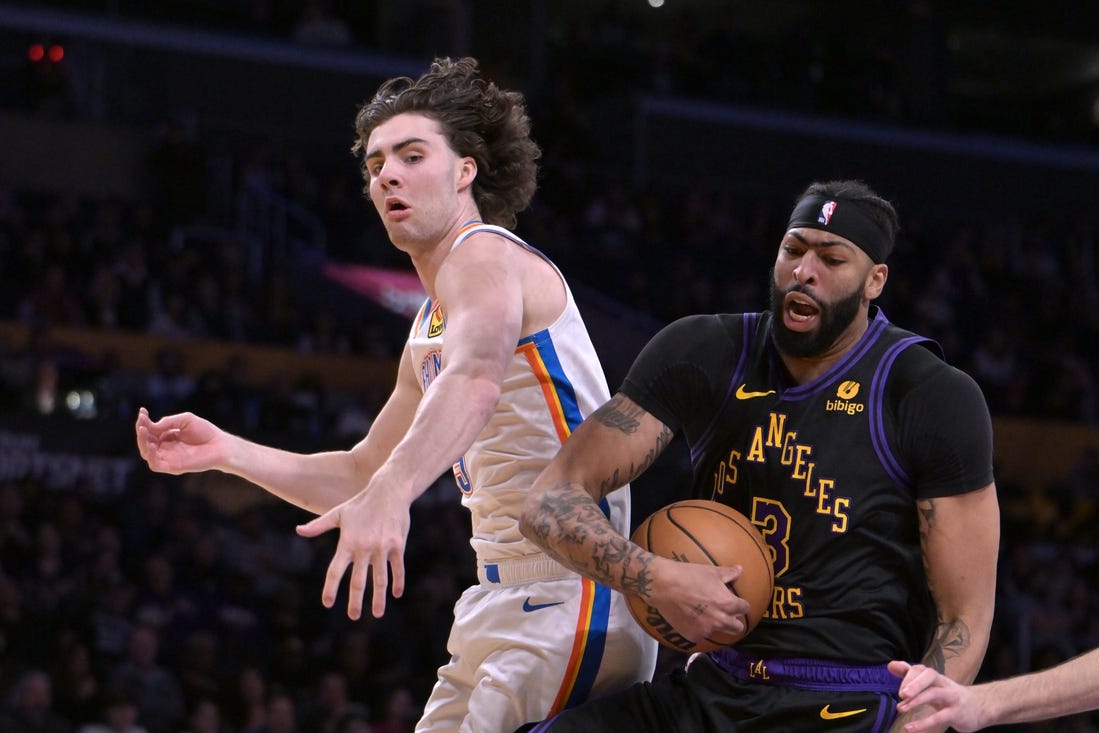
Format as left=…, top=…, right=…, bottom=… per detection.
left=626, top=499, right=774, bottom=653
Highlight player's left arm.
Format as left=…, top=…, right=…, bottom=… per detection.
left=296, top=234, right=526, bottom=620
left=891, top=484, right=999, bottom=733
left=889, top=362, right=1000, bottom=732
left=917, top=481, right=999, bottom=682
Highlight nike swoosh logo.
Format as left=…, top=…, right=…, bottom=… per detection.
left=735, top=384, right=776, bottom=400
left=522, top=598, right=565, bottom=612
left=819, top=705, right=867, bottom=720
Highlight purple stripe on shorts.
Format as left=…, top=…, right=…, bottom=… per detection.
left=709, top=647, right=901, bottom=694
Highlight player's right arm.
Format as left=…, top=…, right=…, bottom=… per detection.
left=135, top=342, right=422, bottom=516
left=889, top=650, right=1099, bottom=732
left=519, top=393, right=750, bottom=643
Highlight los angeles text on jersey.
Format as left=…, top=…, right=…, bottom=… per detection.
left=710, top=410, right=852, bottom=622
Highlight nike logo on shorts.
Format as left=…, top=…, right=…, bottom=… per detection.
left=522, top=597, right=565, bottom=612
left=819, top=704, right=867, bottom=720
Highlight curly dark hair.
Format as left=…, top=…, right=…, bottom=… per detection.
left=351, top=57, right=541, bottom=229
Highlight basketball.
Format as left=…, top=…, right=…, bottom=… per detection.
left=626, top=499, right=774, bottom=653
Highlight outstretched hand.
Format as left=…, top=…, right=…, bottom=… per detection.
left=296, top=483, right=412, bottom=620
left=889, top=660, right=982, bottom=732
left=135, top=407, right=226, bottom=474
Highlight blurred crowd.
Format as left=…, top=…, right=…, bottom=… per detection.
left=0, top=465, right=466, bottom=733
left=3, top=2, right=1099, bottom=732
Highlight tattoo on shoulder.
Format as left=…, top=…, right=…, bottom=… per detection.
left=595, top=424, right=673, bottom=498
left=917, top=498, right=936, bottom=526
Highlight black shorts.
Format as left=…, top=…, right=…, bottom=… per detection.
left=520, top=649, right=900, bottom=733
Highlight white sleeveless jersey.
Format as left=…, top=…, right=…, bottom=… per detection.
left=407, top=222, right=632, bottom=563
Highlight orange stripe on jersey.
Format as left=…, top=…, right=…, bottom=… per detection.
left=518, top=341, right=572, bottom=444
left=456, top=220, right=484, bottom=237
left=548, top=578, right=595, bottom=714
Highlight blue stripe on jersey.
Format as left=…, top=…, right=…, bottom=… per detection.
left=518, top=329, right=584, bottom=432
left=563, top=582, right=612, bottom=709
left=413, top=297, right=433, bottom=335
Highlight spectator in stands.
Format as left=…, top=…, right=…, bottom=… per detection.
left=51, top=641, right=101, bottom=725
left=0, top=668, right=73, bottom=733
left=76, top=688, right=146, bottom=733
left=299, top=670, right=369, bottom=733
left=107, top=624, right=185, bottom=733
left=180, top=697, right=223, bottom=733
left=258, top=689, right=301, bottom=733
left=19, top=264, right=83, bottom=328
left=226, top=666, right=269, bottom=733
left=370, top=686, right=417, bottom=733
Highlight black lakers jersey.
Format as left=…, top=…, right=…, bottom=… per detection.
left=619, top=307, right=994, bottom=664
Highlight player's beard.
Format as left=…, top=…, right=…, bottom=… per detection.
left=768, top=275, right=863, bottom=358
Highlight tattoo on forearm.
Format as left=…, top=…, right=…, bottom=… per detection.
left=917, top=498, right=935, bottom=579
left=526, top=399, right=674, bottom=597
left=914, top=497, right=972, bottom=673
left=529, top=481, right=656, bottom=597
left=922, top=618, right=971, bottom=673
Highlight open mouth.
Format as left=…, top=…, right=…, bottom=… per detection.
left=783, top=292, right=820, bottom=327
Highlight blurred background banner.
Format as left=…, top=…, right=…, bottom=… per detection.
left=321, top=263, right=426, bottom=320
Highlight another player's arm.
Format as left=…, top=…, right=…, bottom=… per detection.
left=892, top=648, right=1099, bottom=732
left=135, top=355, right=421, bottom=516
left=370, top=236, right=524, bottom=495
left=890, top=482, right=1000, bottom=733
left=296, top=236, right=524, bottom=619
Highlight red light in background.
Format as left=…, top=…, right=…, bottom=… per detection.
left=48, top=45, right=64, bottom=62
left=27, top=43, right=44, bottom=62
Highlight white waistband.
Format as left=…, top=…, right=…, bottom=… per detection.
left=476, top=554, right=575, bottom=586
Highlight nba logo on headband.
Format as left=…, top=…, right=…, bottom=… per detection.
left=819, top=201, right=837, bottom=226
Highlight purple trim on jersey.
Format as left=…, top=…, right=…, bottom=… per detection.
left=874, top=694, right=899, bottom=732
left=690, top=312, right=758, bottom=465
left=781, top=309, right=890, bottom=401
left=709, top=647, right=901, bottom=694
left=869, top=335, right=929, bottom=492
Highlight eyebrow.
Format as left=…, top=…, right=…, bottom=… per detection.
left=364, top=136, right=428, bottom=162
left=785, top=229, right=857, bottom=252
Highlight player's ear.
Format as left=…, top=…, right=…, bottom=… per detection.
left=865, top=263, right=888, bottom=300
left=457, top=157, right=477, bottom=190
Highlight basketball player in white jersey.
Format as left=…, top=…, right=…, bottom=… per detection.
left=135, top=57, right=657, bottom=733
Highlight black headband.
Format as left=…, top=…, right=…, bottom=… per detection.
left=786, top=194, right=892, bottom=263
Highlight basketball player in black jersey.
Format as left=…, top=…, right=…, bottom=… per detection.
left=515, top=179, right=1000, bottom=732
